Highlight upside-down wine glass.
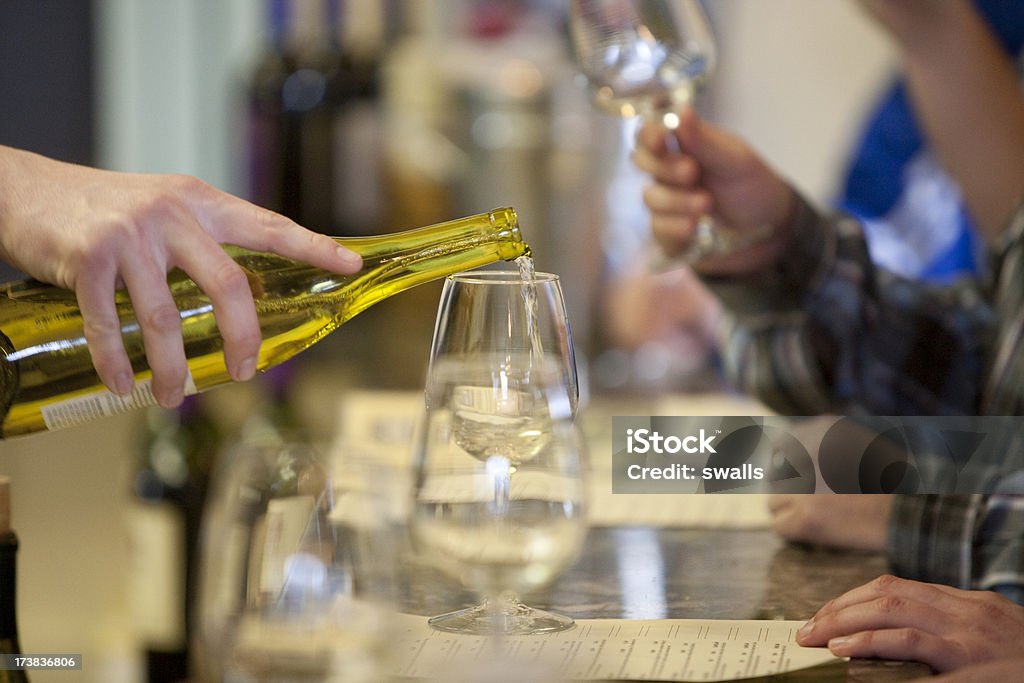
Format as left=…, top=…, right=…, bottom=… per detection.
left=412, top=270, right=587, bottom=635
left=568, top=0, right=772, bottom=261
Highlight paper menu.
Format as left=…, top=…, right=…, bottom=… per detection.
left=391, top=614, right=844, bottom=681
left=585, top=487, right=772, bottom=528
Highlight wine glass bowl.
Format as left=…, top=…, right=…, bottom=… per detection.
left=569, top=0, right=716, bottom=129
left=195, top=435, right=402, bottom=682
left=429, top=269, right=580, bottom=417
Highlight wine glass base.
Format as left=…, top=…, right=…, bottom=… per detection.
left=428, top=598, right=575, bottom=635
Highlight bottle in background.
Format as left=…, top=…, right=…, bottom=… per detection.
left=245, top=0, right=390, bottom=236
left=0, top=477, right=28, bottom=683
left=130, top=403, right=223, bottom=683
left=246, top=0, right=294, bottom=218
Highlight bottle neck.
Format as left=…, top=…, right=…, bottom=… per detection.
left=328, top=208, right=529, bottom=320
left=336, top=208, right=527, bottom=264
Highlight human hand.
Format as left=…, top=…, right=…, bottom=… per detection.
left=797, top=574, right=1024, bottom=672
left=604, top=265, right=721, bottom=350
left=0, top=146, right=362, bottom=408
left=768, top=494, right=893, bottom=552
left=631, top=106, right=796, bottom=276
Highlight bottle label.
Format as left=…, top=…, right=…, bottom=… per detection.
left=39, top=374, right=199, bottom=431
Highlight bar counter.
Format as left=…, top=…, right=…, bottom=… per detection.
left=395, top=526, right=931, bottom=681
left=339, top=390, right=935, bottom=681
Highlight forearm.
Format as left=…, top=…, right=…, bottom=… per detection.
left=705, top=195, right=988, bottom=416
left=0, top=145, right=32, bottom=268
left=896, top=2, right=1024, bottom=237
left=705, top=194, right=840, bottom=414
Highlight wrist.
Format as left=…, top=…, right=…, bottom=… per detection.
left=697, top=192, right=828, bottom=316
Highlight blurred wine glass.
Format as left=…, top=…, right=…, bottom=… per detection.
left=569, top=0, right=771, bottom=260
left=195, top=433, right=404, bottom=682
left=412, top=269, right=587, bottom=635
left=569, top=0, right=715, bottom=128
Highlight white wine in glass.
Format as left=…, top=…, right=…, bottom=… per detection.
left=413, top=357, right=586, bottom=636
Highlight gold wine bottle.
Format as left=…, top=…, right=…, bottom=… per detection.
left=0, top=207, right=528, bottom=438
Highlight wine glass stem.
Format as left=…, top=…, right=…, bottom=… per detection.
left=486, top=454, right=512, bottom=517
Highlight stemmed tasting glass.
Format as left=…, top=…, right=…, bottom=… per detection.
left=411, top=270, right=587, bottom=635
left=194, top=432, right=404, bottom=682
left=568, top=0, right=771, bottom=261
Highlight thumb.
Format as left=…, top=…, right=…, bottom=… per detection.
left=672, top=106, right=752, bottom=179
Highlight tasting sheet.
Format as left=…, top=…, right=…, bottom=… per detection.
left=391, top=613, right=844, bottom=681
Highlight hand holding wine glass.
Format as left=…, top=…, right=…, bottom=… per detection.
left=568, top=0, right=774, bottom=262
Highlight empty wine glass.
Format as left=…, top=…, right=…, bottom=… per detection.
left=412, top=357, right=587, bottom=636
left=568, top=0, right=771, bottom=261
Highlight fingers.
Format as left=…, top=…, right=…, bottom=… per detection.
left=67, top=175, right=364, bottom=405
left=824, top=628, right=963, bottom=673
left=120, top=258, right=189, bottom=408
left=644, top=181, right=714, bottom=257
left=650, top=214, right=700, bottom=258
left=171, top=233, right=261, bottom=384
left=197, top=191, right=362, bottom=274
left=796, top=575, right=974, bottom=672
left=811, top=575, right=962, bottom=621
left=632, top=143, right=702, bottom=186
left=76, top=267, right=135, bottom=396
left=800, top=586, right=951, bottom=647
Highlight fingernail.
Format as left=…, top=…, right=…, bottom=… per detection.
left=828, top=637, right=851, bottom=654
left=161, top=388, right=184, bottom=409
left=115, top=372, right=135, bottom=395
left=336, top=246, right=362, bottom=269
left=797, top=618, right=814, bottom=639
left=236, top=356, right=257, bottom=382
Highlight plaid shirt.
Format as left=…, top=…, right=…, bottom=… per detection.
left=704, top=195, right=1024, bottom=600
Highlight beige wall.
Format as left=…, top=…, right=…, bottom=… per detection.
left=709, top=0, right=895, bottom=204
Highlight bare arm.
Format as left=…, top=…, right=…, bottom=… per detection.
left=859, top=0, right=1024, bottom=238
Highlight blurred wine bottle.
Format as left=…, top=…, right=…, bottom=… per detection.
left=130, top=363, right=314, bottom=683
left=246, top=0, right=389, bottom=236
left=130, top=402, right=223, bottom=683
left=0, top=477, right=27, bottom=683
